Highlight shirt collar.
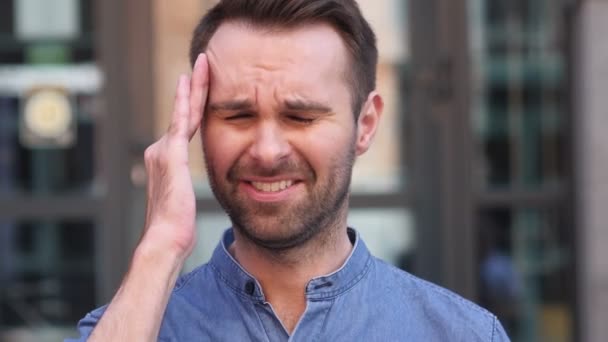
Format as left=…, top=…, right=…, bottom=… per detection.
left=209, top=228, right=372, bottom=301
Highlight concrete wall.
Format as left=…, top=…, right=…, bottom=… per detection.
left=576, top=1, right=608, bottom=341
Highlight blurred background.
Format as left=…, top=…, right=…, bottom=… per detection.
left=0, top=0, right=606, bottom=341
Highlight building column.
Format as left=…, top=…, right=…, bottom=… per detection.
left=575, top=1, right=608, bottom=341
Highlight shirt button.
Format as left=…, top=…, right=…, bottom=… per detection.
left=245, top=281, right=255, bottom=295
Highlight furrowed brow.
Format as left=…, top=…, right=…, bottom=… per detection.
left=284, top=99, right=332, bottom=113
left=207, top=99, right=254, bottom=112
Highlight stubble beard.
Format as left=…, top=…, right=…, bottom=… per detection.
left=205, top=146, right=355, bottom=253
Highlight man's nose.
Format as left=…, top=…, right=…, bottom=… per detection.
left=248, top=122, right=291, bottom=167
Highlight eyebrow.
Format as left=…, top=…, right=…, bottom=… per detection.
left=208, top=98, right=333, bottom=114
left=207, top=99, right=255, bottom=112
left=283, top=99, right=332, bottom=113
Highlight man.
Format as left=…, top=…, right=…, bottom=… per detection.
left=69, top=0, right=509, bottom=340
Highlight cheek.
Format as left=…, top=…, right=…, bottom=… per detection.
left=297, top=124, right=355, bottom=172
left=202, top=125, right=238, bottom=176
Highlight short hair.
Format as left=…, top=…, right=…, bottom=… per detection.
left=189, top=0, right=378, bottom=118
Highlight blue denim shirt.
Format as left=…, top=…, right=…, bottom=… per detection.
left=67, top=228, right=510, bottom=341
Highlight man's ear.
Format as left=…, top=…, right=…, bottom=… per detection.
left=355, top=91, right=383, bottom=156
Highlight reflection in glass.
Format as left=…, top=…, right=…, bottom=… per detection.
left=477, top=208, right=573, bottom=342
left=470, top=0, right=568, bottom=189
left=0, top=220, right=95, bottom=340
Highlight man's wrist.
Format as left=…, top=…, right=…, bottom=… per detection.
left=88, top=229, right=186, bottom=342
left=133, top=234, right=189, bottom=273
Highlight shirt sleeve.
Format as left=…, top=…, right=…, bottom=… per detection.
left=492, top=315, right=511, bottom=341
left=64, top=305, right=107, bottom=342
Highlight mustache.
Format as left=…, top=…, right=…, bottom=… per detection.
left=227, top=157, right=314, bottom=180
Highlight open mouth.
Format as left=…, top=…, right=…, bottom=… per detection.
left=249, top=180, right=297, bottom=193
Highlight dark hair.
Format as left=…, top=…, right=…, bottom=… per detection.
left=189, top=0, right=378, bottom=117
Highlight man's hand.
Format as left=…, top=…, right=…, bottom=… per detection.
left=88, top=54, right=209, bottom=342
left=140, top=53, right=209, bottom=259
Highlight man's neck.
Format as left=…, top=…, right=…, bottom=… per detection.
left=228, top=216, right=353, bottom=333
left=231, top=225, right=353, bottom=286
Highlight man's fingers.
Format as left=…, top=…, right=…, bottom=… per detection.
left=188, top=53, right=209, bottom=139
left=168, top=53, right=208, bottom=141
left=169, top=74, right=191, bottom=138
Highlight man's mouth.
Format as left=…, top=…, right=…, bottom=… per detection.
left=250, top=180, right=295, bottom=193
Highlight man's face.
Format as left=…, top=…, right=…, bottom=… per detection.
left=202, top=22, right=370, bottom=250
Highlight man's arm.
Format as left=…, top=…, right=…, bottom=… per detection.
left=86, top=54, right=209, bottom=341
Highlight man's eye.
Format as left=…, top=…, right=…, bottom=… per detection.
left=225, top=113, right=253, bottom=121
left=287, top=115, right=314, bottom=124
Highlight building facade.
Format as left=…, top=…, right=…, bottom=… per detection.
left=0, top=0, right=606, bottom=341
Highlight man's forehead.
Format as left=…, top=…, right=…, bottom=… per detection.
left=207, top=20, right=347, bottom=48
left=205, top=21, right=348, bottom=73
left=204, top=21, right=351, bottom=105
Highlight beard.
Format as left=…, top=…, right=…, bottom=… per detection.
left=205, top=142, right=355, bottom=252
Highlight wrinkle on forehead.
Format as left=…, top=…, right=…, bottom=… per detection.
left=205, top=21, right=351, bottom=112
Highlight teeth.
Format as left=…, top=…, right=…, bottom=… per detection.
left=251, top=180, right=294, bottom=192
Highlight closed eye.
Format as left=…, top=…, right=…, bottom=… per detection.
left=286, top=115, right=314, bottom=124
left=225, top=112, right=254, bottom=121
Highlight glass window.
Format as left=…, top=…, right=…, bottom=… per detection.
left=0, top=0, right=95, bottom=64
left=0, top=1, right=101, bottom=340
left=469, top=1, right=574, bottom=340
left=477, top=208, right=573, bottom=342
left=0, top=220, right=95, bottom=341
left=0, top=93, right=100, bottom=196
left=469, top=0, right=568, bottom=190
left=0, top=0, right=100, bottom=197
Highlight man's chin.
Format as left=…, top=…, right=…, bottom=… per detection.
left=232, top=222, right=315, bottom=251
